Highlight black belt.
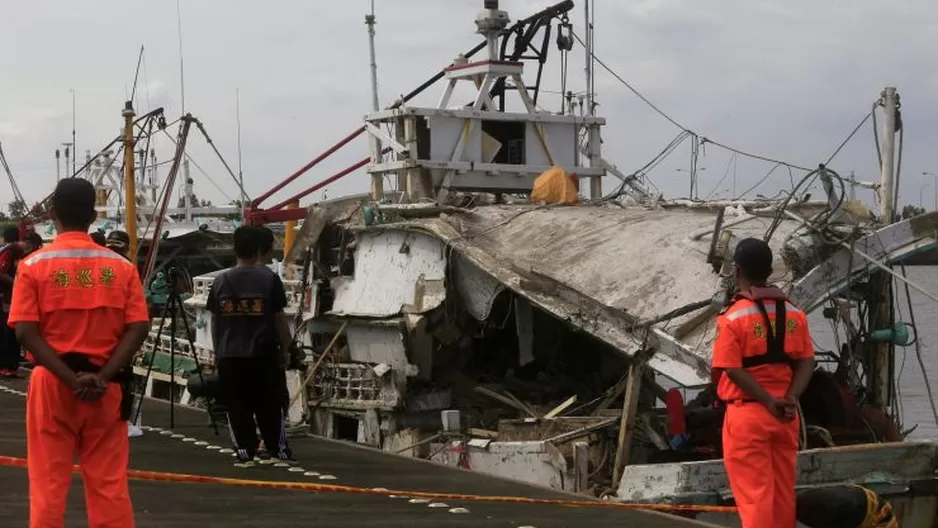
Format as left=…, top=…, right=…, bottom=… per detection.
left=60, top=352, right=133, bottom=422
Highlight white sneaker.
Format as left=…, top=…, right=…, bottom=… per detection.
left=128, top=424, right=144, bottom=438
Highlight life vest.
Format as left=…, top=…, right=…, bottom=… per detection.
left=710, top=285, right=794, bottom=391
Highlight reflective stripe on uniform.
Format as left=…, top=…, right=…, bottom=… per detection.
left=23, top=249, right=128, bottom=266
left=725, top=302, right=803, bottom=321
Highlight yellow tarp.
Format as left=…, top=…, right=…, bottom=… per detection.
left=531, top=167, right=580, bottom=205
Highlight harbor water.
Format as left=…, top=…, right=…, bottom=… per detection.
left=809, top=266, right=938, bottom=440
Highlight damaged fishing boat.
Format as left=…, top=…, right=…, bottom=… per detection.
left=138, top=1, right=938, bottom=525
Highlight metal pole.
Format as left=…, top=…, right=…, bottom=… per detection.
left=872, top=86, right=897, bottom=411
left=583, top=0, right=592, bottom=117
left=55, top=150, right=61, bottom=182
left=71, top=89, right=77, bottom=176
left=183, top=159, right=192, bottom=223
left=366, top=0, right=384, bottom=200
left=123, top=101, right=139, bottom=258
left=236, top=89, right=246, bottom=205
left=849, top=171, right=856, bottom=202
left=879, top=88, right=897, bottom=222
left=926, top=172, right=938, bottom=212
left=176, top=0, right=186, bottom=116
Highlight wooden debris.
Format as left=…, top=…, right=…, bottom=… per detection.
left=544, top=395, right=577, bottom=419
left=543, top=417, right=619, bottom=445
left=474, top=386, right=538, bottom=418
left=467, top=428, right=499, bottom=440
left=612, top=362, right=645, bottom=486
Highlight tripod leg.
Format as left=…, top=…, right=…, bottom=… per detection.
left=169, top=293, right=177, bottom=430
left=176, top=300, right=219, bottom=435
left=133, top=295, right=173, bottom=426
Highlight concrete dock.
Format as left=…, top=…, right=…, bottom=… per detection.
left=0, top=376, right=715, bottom=527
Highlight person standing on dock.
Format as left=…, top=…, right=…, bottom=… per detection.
left=8, top=178, right=150, bottom=527
left=710, top=238, right=816, bottom=528
left=0, top=226, right=24, bottom=378
left=208, top=226, right=295, bottom=467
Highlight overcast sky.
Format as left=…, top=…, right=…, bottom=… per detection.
left=1, top=0, right=936, bottom=215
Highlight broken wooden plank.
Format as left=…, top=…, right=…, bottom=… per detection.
left=467, top=428, right=499, bottom=440
left=544, top=395, right=578, bottom=419
left=504, top=390, right=540, bottom=418
left=612, top=361, right=646, bottom=486
left=474, top=386, right=538, bottom=418
left=593, top=374, right=630, bottom=416
left=543, top=417, right=619, bottom=445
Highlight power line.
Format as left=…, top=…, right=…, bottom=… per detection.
left=572, top=32, right=813, bottom=173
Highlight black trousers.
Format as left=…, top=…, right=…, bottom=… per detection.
left=0, top=310, right=20, bottom=371
left=217, top=356, right=291, bottom=461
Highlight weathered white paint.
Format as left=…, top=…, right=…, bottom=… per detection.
left=431, top=441, right=570, bottom=491
left=616, top=442, right=938, bottom=503
left=523, top=121, right=578, bottom=168
left=453, top=253, right=504, bottom=321
left=330, top=231, right=447, bottom=317
left=345, top=323, right=409, bottom=369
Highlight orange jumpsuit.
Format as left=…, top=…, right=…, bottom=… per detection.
left=7, top=232, right=149, bottom=528
left=711, top=293, right=814, bottom=528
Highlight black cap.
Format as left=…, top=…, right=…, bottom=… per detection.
left=106, top=230, right=130, bottom=250
left=733, top=238, right=773, bottom=282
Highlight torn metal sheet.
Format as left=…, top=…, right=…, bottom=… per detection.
left=453, top=252, right=504, bottom=321
left=331, top=230, right=447, bottom=317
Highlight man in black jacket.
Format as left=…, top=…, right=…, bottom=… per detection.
left=208, top=226, right=295, bottom=467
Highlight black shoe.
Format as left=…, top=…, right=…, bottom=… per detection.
left=275, top=449, right=296, bottom=464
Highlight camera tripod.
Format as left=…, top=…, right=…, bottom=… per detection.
left=135, top=267, right=218, bottom=434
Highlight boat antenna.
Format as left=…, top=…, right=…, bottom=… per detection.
left=366, top=0, right=386, bottom=193
left=70, top=88, right=77, bottom=177
left=176, top=0, right=186, bottom=115
left=583, top=0, right=594, bottom=117
left=236, top=88, right=246, bottom=204
left=366, top=0, right=380, bottom=114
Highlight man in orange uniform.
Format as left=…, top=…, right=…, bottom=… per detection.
left=711, top=238, right=816, bottom=528
left=8, top=178, right=150, bottom=528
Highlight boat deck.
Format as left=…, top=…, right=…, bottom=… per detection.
left=0, top=377, right=713, bottom=527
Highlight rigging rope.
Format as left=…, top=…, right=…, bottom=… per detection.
left=573, top=31, right=810, bottom=174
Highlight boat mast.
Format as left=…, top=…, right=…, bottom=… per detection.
left=71, top=89, right=77, bottom=177
left=366, top=0, right=385, bottom=199
left=871, top=86, right=898, bottom=410
left=123, top=100, right=139, bottom=258
left=583, top=0, right=602, bottom=199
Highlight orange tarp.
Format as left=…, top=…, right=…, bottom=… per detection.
left=531, top=167, right=580, bottom=205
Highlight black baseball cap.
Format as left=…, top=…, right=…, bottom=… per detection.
left=733, top=238, right=773, bottom=281
left=106, top=230, right=130, bottom=250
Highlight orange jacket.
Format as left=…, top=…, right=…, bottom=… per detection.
left=711, top=286, right=815, bottom=402
left=7, top=231, right=149, bottom=364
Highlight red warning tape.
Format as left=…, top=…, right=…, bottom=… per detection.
left=0, top=455, right=736, bottom=514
